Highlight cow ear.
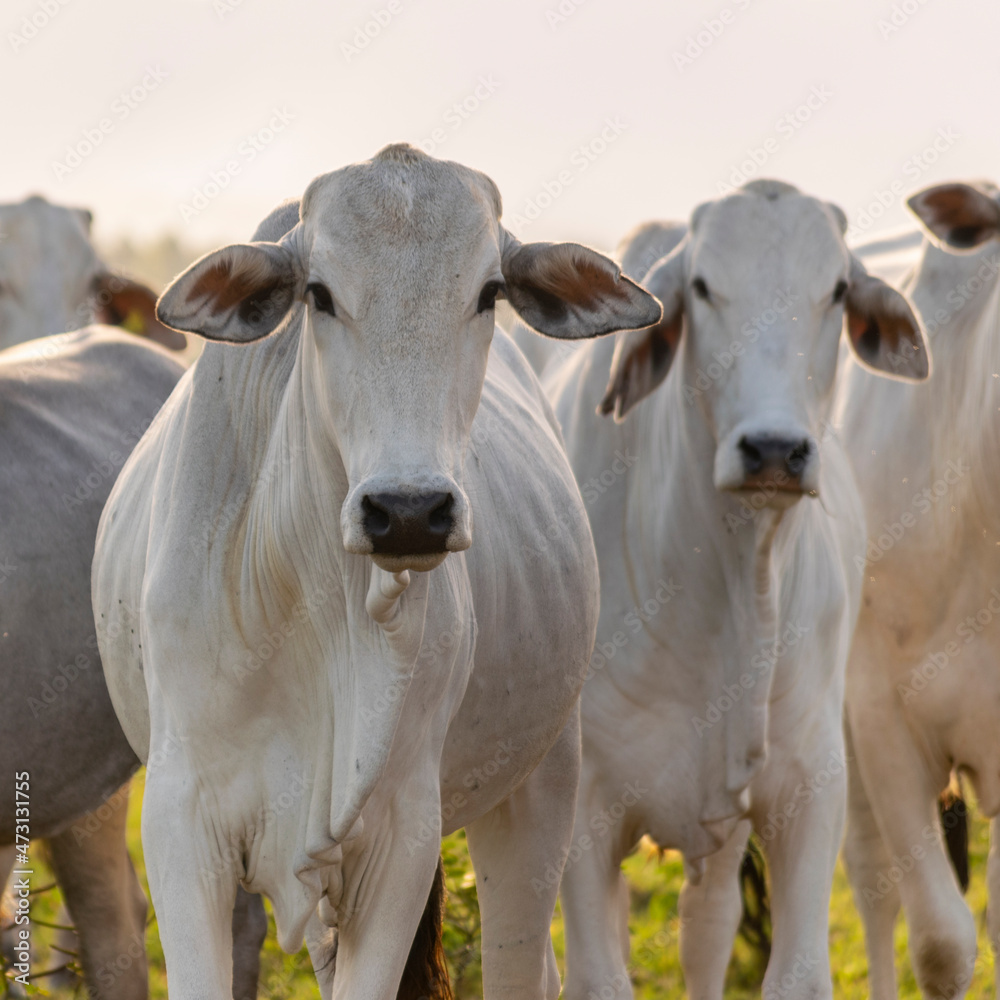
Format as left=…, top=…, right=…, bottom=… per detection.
left=599, top=246, right=686, bottom=420
left=93, top=274, right=187, bottom=351
left=908, top=182, right=1000, bottom=250
left=501, top=239, right=661, bottom=340
left=156, top=242, right=301, bottom=343
left=844, top=258, right=928, bottom=381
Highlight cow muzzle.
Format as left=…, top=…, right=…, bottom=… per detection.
left=715, top=426, right=819, bottom=502
left=341, top=478, right=473, bottom=572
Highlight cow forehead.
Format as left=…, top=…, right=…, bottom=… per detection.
left=691, top=188, right=847, bottom=289
left=299, top=147, right=503, bottom=276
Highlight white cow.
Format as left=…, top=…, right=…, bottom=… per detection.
left=539, top=180, right=927, bottom=1000
left=837, top=180, right=1000, bottom=1000
left=91, top=145, right=661, bottom=1000
left=0, top=194, right=184, bottom=351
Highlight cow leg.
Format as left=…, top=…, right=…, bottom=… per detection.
left=231, top=889, right=268, bottom=1000
left=140, top=768, right=239, bottom=1000
left=304, top=911, right=337, bottom=1000
left=850, top=701, right=977, bottom=1000
left=466, top=710, right=582, bottom=1000
left=677, top=819, right=751, bottom=999
left=988, top=817, right=1000, bottom=1000
left=755, top=745, right=846, bottom=1000
left=333, top=786, right=446, bottom=1000
left=45, top=786, right=147, bottom=1000
left=559, top=729, right=640, bottom=1000
left=842, top=723, right=900, bottom=1000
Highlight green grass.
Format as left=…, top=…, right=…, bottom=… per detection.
left=4, top=770, right=996, bottom=999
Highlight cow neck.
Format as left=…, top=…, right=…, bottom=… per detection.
left=228, top=317, right=350, bottom=631
left=649, top=355, right=783, bottom=794
left=911, top=245, right=1000, bottom=540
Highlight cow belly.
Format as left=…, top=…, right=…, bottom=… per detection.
left=901, top=641, right=1000, bottom=816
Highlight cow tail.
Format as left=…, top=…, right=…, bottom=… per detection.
left=397, top=857, right=453, bottom=1000
left=940, top=783, right=970, bottom=893
left=737, top=834, right=772, bottom=967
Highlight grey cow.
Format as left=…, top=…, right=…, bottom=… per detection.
left=0, top=327, right=265, bottom=998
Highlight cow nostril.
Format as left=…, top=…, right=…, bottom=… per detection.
left=738, top=436, right=763, bottom=475
left=428, top=494, right=454, bottom=534
left=786, top=441, right=811, bottom=477
left=361, top=495, right=391, bottom=537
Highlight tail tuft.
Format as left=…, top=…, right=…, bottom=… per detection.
left=737, top=834, right=772, bottom=965
left=940, top=788, right=969, bottom=893
left=397, top=857, right=453, bottom=1000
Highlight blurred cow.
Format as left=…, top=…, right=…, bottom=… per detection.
left=539, top=180, right=927, bottom=1000
left=0, top=195, right=184, bottom=351
left=838, top=180, right=1000, bottom=1000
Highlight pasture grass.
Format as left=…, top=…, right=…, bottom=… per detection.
left=5, top=769, right=996, bottom=998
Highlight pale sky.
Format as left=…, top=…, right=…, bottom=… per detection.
left=3, top=0, right=998, bottom=253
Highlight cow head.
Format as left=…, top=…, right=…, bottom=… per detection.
left=156, top=144, right=660, bottom=572
left=600, top=180, right=926, bottom=503
left=0, top=196, right=185, bottom=352
left=907, top=180, right=1000, bottom=250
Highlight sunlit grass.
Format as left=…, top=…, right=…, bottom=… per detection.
left=5, top=770, right=996, bottom=999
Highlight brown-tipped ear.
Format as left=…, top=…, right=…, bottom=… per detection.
left=502, top=238, right=661, bottom=340
left=845, top=258, right=928, bottom=381
left=599, top=246, right=686, bottom=420
left=156, top=242, right=301, bottom=343
left=907, top=182, right=1000, bottom=251
left=93, top=274, right=187, bottom=351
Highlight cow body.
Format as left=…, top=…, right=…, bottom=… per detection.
left=837, top=182, right=1000, bottom=999
left=538, top=181, right=927, bottom=1000
left=0, top=328, right=183, bottom=998
left=92, top=147, right=660, bottom=1000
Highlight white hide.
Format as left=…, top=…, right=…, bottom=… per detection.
left=92, top=145, right=660, bottom=1000
left=542, top=180, right=926, bottom=1000
left=837, top=180, right=1000, bottom=1000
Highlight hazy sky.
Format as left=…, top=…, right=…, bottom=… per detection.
left=3, top=0, right=998, bottom=254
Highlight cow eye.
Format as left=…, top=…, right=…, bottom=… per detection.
left=307, top=282, right=336, bottom=317
left=477, top=280, right=505, bottom=314
left=691, top=277, right=710, bottom=301
left=832, top=279, right=848, bottom=305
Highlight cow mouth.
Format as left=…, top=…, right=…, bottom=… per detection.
left=729, top=481, right=816, bottom=509
left=370, top=551, right=450, bottom=573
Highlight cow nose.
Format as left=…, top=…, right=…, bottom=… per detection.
left=737, top=435, right=811, bottom=489
left=361, top=492, right=454, bottom=556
